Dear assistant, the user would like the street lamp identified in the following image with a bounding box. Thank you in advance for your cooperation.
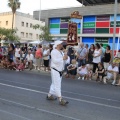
[39,0,41,21]
[112,0,118,59]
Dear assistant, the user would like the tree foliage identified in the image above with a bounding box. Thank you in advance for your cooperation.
[33,24,53,41]
[0,27,20,41]
[8,0,21,29]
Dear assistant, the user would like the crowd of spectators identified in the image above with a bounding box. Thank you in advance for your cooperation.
[0,42,120,86]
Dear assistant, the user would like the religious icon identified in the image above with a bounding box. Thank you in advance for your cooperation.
[67,23,77,45]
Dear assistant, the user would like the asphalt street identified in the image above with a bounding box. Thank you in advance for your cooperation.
[0,68,120,120]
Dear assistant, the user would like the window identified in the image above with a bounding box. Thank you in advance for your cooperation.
[21,32,24,37]
[29,33,32,38]
[26,23,28,27]
[6,21,8,26]
[26,33,28,38]
[30,23,32,28]
[36,34,39,39]
[21,22,24,26]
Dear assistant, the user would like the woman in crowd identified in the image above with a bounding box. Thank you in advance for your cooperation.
[15,45,21,59]
[43,46,50,71]
[96,62,105,82]
[8,43,15,60]
[103,45,112,71]
[35,44,43,71]
[88,44,95,69]
[93,43,102,73]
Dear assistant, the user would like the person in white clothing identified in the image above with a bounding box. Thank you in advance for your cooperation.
[47,41,69,106]
[103,62,119,84]
[26,50,34,70]
[15,45,21,58]
[77,63,88,80]
[93,43,102,73]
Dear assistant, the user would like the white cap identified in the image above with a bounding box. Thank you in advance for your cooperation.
[54,41,63,48]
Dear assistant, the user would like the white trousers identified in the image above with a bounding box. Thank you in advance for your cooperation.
[49,69,62,97]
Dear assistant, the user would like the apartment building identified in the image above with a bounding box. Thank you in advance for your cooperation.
[0,12,45,42]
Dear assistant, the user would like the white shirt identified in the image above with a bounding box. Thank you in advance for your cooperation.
[107,65,119,77]
[93,49,101,63]
[15,48,20,57]
[26,54,34,61]
[78,66,88,75]
[51,49,64,71]
[43,49,49,60]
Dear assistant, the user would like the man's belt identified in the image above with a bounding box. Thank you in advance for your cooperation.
[51,67,63,77]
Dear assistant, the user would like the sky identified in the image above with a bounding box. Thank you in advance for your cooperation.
[0,0,81,15]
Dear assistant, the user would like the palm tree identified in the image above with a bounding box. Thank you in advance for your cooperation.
[8,0,21,30]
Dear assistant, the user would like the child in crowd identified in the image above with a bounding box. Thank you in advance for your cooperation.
[15,57,20,68]
[96,62,105,82]
[8,59,16,70]
[66,59,77,79]
[86,65,93,80]
[0,56,6,68]
[77,63,88,80]
[16,60,25,71]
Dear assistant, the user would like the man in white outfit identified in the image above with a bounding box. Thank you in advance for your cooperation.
[47,41,69,106]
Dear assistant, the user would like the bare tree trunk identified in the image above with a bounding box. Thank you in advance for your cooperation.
[12,12,14,30]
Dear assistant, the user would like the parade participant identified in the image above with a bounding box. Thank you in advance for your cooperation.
[47,41,69,106]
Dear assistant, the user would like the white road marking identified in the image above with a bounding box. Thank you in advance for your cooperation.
[0,82,120,110]
[0,97,80,120]
[0,78,120,103]
[0,109,31,120]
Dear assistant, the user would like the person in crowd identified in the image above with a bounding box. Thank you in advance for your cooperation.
[67,47,76,63]
[15,57,20,68]
[115,64,120,86]
[16,60,25,71]
[64,53,70,75]
[35,44,43,71]
[8,43,15,60]
[0,45,2,60]
[43,46,50,71]
[0,56,6,68]
[77,63,88,80]
[85,44,89,63]
[77,43,87,67]
[88,44,95,69]
[96,62,105,82]
[100,43,105,63]
[8,59,16,70]
[15,45,21,59]
[47,41,69,106]
[93,43,102,73]
[26,50,34,70]
[66,59,77,79]
[49,44,53,70]
[23,44,28,60]
[86,65,93,80]
[103,45,112,71]
[103,62,119,85]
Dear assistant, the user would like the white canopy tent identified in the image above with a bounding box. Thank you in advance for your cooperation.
[29,41,41,44]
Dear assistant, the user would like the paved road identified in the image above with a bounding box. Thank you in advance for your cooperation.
[0,69,120,120]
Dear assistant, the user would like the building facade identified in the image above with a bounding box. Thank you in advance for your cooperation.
[34,4,120,49]
[0,12,45,42]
